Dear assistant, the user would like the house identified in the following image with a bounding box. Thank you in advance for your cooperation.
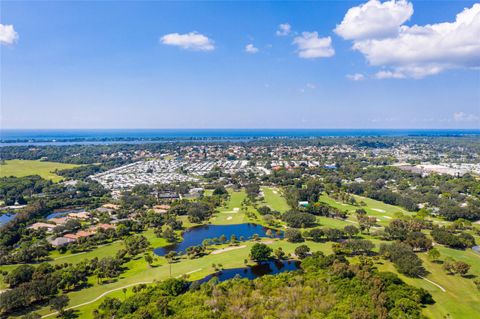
[68,211,90,219]
[50,237,75,247]
[64,230,94,240]
[90,223,116,231]
[28,222,56,232]
[153,204,171,213]
[49,217,69,225]
[158,192,179,199]
[102,203,120,210]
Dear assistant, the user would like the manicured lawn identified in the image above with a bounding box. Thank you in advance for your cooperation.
[210,190,250,225]
[261,187,290,213]
[0,160,80,182]
[376,246,480,318]
[7,187,472,318]
[319,194,416,226]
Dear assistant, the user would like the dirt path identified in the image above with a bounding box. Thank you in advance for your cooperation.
[41,281,153,318]
[419,276,446,292]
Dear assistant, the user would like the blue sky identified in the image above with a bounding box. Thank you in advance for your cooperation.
[1,0,479,129]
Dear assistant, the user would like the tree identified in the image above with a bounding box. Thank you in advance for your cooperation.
[454,261,471,276]
[384,219,409,241]
[265,229,273,238]
[284,229,303,243]
[307,228,324,242]
[380,242,424,277]
[250,243,272,262]
[343,225,359,238]
[294,245,310,259]
[212,185,228,196]
[218,234,226,243]
[405,232,432,251]
[357,215,376,234]
[165,251,177,277]
[343,239,375,255]
[274,247,285,259]
[124,235,150,256]
[5,264,35,288]
[324,228,344,241]
[282,211,316,228]
[427,248,440,261]
[122,288,127,300]
[257,206,272,215]
[49,295,69,317]
[162,227,178,243]
[144,254,154,267]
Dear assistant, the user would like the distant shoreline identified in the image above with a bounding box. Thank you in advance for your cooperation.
[1,128,479,146]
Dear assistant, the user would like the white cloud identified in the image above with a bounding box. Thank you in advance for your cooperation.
[346,73,366,81]
[160,32,214,51]
[337,2,480,78]
[374,70,406,79]
[245,43,259,54]
[0,24,19,45]
[293,32,335,59]
[335,0,413,40]
[276,23,291,36]
[453,112,480,122]
[306,83,316,89]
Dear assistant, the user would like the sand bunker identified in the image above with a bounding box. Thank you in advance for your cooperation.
[211,245,246,255]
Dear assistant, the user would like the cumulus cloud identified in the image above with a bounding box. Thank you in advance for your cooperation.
[453,112,480,122]
[293,32,335,59]
[335,0,413,40]
[245,43,259,54]
[337,1,480,78]
[0,24,19,45]
[374,70,406,79]
[160,32,214,51]
[276,23,291,36]
[346,73,366,81]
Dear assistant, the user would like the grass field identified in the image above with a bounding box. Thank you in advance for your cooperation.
[6,187,477,318]
[377,246,480,318]
[210,190,250,225]
[261,187,291,213]
[35,238,336,318]
[0,160,80,182]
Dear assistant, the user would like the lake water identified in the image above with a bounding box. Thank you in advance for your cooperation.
[196,260,301,284]
[473,246,480,254]
[154,223,281,256]
[0,213,16,226]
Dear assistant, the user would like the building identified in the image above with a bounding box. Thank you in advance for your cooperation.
[28,222,56,232]
[50,237,75,247]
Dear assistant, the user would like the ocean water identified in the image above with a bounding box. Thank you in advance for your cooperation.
[1,129,479,146]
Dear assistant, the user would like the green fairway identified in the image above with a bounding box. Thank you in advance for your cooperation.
[319,193,415,226]
[34,238,335,318]
[6,187,474,319]
[0,160,80,182]
[261,187,290,213]
[210,189,249,225]
[377,247,480,318]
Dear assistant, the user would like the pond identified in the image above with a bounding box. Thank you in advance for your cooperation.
[0,213,16,226]
[473,246,480,254]
[154,223,281,256]
[196,260,301,284]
